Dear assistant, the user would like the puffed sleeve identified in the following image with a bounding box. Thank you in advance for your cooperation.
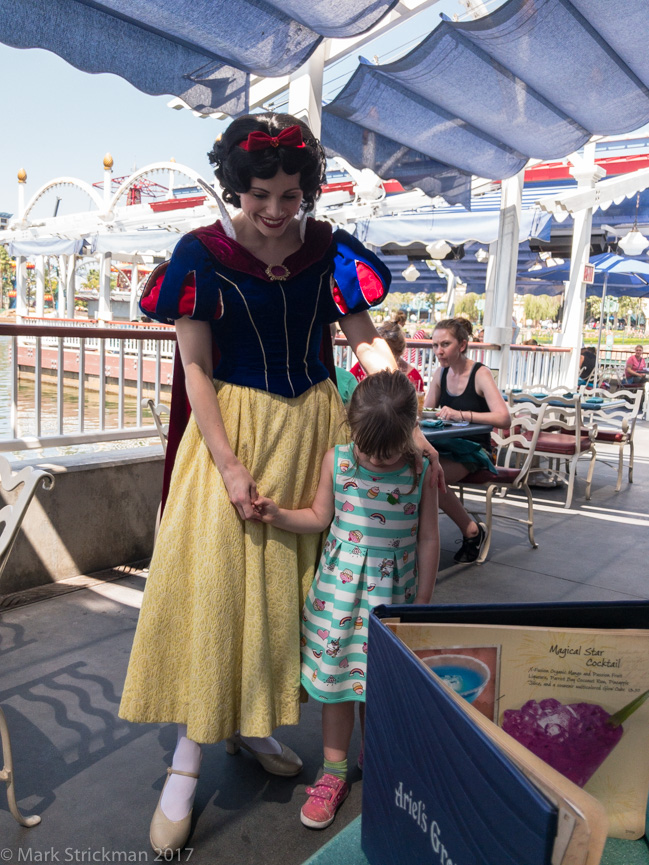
[328,229,391,317]
[139,234,223,324]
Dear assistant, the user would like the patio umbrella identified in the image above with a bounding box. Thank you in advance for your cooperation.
[518,253,649,383]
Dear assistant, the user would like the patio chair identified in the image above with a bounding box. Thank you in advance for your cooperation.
[142,398,170,452]
[1,454,54,827]
[504,395,597,509]
[455,403,549,563]
[578,387,643,491]
[505,384,575,407]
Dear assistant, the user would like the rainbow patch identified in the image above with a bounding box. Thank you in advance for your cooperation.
[349,668,366,678]
[339,616,352,627]
[369,513,386,524]
[343,480,358,491]
[313,650,322,658]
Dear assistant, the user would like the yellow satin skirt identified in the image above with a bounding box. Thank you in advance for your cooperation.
[119,378,347,743]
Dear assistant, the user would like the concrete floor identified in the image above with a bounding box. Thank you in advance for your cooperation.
[1,422,648,864]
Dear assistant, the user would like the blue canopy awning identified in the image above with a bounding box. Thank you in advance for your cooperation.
[0,0,398,115]
[322,0,649,206]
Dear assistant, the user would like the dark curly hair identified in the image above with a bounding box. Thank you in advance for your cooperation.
[207,113,327,211]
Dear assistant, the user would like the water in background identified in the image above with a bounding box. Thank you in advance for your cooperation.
[0,336,165,462]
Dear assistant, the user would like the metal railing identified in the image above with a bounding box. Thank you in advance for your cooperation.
[0,322,176,453]
[335,338,571,391]
[506,344,572,390]
[1,322,574,454]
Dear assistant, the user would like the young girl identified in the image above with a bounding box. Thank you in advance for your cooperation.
[424,317,510,563]
[252,370,439,829]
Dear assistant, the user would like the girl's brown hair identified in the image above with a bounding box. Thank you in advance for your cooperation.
[434,317,473,353]
[347,370,419,489]
[377,321,406,360]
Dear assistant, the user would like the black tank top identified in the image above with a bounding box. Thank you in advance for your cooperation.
[440,361,491,449]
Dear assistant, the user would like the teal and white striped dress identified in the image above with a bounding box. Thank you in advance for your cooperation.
[300,443,428,703]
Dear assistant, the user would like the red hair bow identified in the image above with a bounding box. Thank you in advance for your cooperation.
[238,125,305,152]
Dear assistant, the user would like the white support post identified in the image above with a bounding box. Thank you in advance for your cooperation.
[57,256,66,318]
[287,43,325,139]
[445,271,457,316]
[553,145,606,387]
[35,255,45,317]
[15,256,27,321]
[66,255,76,319]
[98,252,112,322]
[483,171,524,385]
[130,257,140,321]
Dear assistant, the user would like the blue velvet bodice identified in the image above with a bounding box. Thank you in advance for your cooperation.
[141,220,391,398]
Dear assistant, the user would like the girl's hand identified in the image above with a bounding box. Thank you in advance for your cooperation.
[250,495,280,523]
[220,461,259,520]
[413,427,447,493]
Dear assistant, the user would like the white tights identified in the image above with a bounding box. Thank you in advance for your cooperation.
[159,726,281,820]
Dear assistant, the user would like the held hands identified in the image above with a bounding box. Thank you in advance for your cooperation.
[220,461,259,520]
[250,495,280,523]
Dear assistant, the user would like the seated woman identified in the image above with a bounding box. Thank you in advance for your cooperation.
[579,345,596,385]
[623,345,647,386]
[424,317,511,563]
[351,321,425,392]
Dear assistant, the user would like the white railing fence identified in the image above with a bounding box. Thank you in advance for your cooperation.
[0,323,175,453]
[1,323,574,454]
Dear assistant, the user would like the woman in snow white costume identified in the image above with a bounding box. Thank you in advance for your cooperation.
[118,113,425,854]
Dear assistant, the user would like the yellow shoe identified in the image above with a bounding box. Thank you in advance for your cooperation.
[149,767,199,855]
[225,733,302,776]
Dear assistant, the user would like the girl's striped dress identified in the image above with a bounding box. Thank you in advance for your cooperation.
[300,443,427,703]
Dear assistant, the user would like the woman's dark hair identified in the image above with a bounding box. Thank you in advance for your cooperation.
[377,321,406,360]
[434,317,473,353]
[208,113,327,211]
[347,370,419,489]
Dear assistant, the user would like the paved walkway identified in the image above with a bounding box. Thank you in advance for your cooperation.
[1,423,648,864]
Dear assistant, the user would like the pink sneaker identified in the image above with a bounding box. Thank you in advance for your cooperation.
[300,773,349,829]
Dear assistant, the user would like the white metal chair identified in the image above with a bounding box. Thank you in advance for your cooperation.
[142,398,170,452]
[1,455,54,827]
[456,403,549,563]
[503,395,597,509]
[578,387,643,491]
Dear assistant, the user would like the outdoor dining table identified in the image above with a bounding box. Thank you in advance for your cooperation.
[420,419,494,443]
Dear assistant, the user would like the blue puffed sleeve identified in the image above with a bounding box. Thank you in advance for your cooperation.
[327,229,391,318]
[139,234,223,324]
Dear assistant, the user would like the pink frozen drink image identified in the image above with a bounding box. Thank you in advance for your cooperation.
[502,689,649,788]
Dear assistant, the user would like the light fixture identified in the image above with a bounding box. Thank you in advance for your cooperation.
[528,260,543,271]
[539,251,552,261]
[402,264,420,282]
[545,257,564,268]
[425,240,452,259]
[474,248,489,263]
[618,192,649,256]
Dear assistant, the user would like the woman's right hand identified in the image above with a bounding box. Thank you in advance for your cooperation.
[220,461,259,520]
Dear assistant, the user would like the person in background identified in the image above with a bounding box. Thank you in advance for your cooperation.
[579,345,597,385]
[523,338,538,346]
[350,322,425,392]
[424,317,510,564]
[624,344,647,385]
[251,370,439,829]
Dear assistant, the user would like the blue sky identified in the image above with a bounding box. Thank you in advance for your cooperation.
[0,1,468,219]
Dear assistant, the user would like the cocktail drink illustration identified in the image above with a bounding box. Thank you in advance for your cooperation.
[502,689,649,787]
[425,653,491,704]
